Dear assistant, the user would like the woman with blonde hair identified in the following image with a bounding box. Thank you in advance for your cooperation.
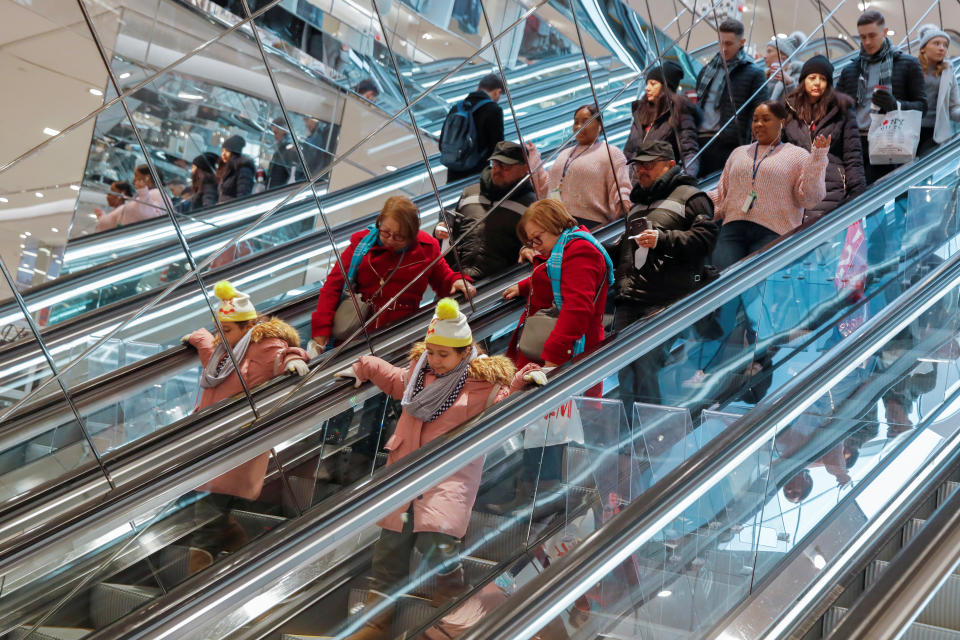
[916,24,960,155]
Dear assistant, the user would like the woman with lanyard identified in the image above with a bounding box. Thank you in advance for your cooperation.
[527,104,633,229]
[308,196,475,358]
[709,100,830,271]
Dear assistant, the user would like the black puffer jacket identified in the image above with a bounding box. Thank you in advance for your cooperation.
[613,167,718,306]
[191,178,219,211]
[782,91,866,222]
[446,167,536,280]
[218,154,256,203]
[836,49,927,117]
[267,134,302,188]
[623,96,703,177]
[696,52,770,148]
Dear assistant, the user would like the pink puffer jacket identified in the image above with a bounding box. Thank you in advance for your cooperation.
[353,343,535,539]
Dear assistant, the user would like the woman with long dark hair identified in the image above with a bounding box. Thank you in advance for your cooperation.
[217,135,256,203]
[624,61,702,177]
[782,55,865,223]
[190,152,220,211]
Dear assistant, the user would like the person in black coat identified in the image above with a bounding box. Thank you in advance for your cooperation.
[217,135,256,203]
[624,61,702,178]
[782,55,866,223]
[835,10,927,184]
[612,140,717,407]
[441,73,505,183]
[696,19,770,176]
[189,152,220,212]
[266,117,302,189]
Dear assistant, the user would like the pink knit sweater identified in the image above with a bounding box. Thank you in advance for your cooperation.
[708,142,828,236]
[531,142,632,224]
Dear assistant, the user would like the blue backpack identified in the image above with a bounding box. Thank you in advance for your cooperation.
[439,97,492,172]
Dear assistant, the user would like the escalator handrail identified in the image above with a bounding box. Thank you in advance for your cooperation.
[823,474,960,640]
[82,136,960,640]
[458,209,960,640]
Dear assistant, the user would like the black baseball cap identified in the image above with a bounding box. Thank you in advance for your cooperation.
[488,141,525,165]
[627,140,675,163]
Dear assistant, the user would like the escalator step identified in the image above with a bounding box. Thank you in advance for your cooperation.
[825,607,960,640]
[156,545,214,589]
[393,594,439,636]
[89,582,161,628]
[938,481,959,508]
[903,518,927,547]
[229,509,287,539]
[7,627,92,640]
[865,561,960,631]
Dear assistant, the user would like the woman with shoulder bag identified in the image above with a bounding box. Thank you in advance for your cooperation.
[782,55,866,224]
[309,196,475,358]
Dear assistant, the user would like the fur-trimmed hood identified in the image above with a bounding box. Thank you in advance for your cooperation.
[409,342,516,386]
[250,317,301,347]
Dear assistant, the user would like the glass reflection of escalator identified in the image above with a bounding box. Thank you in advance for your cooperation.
[4,134,960,639]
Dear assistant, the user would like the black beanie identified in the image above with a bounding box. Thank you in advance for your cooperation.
[646,60,684,93]
[192,152,219,174]
[221,134,246,154]
[799,55,834,86]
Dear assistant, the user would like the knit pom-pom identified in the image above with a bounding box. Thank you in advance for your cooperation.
[214,280,238,301]
[435,297,460,320]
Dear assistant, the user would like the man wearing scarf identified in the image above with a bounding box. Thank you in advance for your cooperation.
[435,141,538,280]
[696,18,770,176]
[836,9,927,184]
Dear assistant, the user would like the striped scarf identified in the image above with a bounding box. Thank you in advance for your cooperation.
[545,227,615,356]
[856,38,895,107]
[343,224,380,298]
[696,47,751,107]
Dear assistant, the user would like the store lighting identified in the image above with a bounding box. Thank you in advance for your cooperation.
[119,72,131,79]
[23,231,31,236]
[34,192,44,198]
[51,227,59,233]
[657,590,672,598]
[89,88,103,96]
[177,92,204,100]
[42,127,60,136]
[70,184,81,191]
[385,165,397,171]
[888,29,896,35]
[422,33,433,40]
[0,197,7,203]
[776,33,787,38]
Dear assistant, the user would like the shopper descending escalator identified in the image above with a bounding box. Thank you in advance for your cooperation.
[92,180,134,223]
[916,24,960,156]
[835,10,926,185]
[185,152,220,213]
[333,299,545,640]
[94,164,166,232]
[217,134,257,203]
[696,18,770,176]
[266,116,303,189]
[527,104,633,228]
[624,61,702,179]
[764,32,805,102]
[782,55,866,224]
[180,280,309,572]
[611,141,717,408]
[440,73,505,184]
[434,141,538,280]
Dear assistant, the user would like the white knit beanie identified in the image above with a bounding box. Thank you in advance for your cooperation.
[213,280,258,323]
[425,298,472,348]
[918,23,950,51]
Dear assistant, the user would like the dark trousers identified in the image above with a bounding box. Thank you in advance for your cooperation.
[917,126,938,158]
[697,134,738,177]
[371,507,462,592]
[613,301,665,409]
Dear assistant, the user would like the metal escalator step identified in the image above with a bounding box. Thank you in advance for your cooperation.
[8,627,93,640]
[463,511,529,563]
[904,518,928,546]
[826,607,960,640]
[864,559,887,587]
[156,545,213,589]
[393,594,439,636]
[229,509,287,539]
[938,482,959,508]
[866,561,960,630]
[89,582,161,628]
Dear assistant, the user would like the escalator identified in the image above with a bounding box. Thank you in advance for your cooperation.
[3,130,959,639]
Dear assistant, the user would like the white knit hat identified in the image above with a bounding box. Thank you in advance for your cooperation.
[425,298,472,348]
[213,280,258,322]
[918,23,951,51]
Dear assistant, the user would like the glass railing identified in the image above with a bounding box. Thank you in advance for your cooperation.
[5,140,960,638]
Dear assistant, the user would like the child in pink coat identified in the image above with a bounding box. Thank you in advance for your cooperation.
[337,298,545,640]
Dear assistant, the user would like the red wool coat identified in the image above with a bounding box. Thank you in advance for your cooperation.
[353,344,535,539]
[507,232,609,367]
[311,229,469,340]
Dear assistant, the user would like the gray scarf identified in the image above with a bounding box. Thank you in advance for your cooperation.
[401,346,477,422]
[199,330,254,388]
[856,38,895,106]
[697,47,751,106]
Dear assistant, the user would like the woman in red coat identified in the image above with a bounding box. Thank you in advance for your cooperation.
[309,196,475,357]
[490,199,613,516]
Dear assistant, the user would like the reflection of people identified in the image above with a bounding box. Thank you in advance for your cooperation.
[189,152,220,211]
[441,74,505,184]
[436,141,538,280]
[355,78,380,102]
[308,196,475,357]
[266,117,302,189]
[530,104,632,227]
[217,135,256,203]
[302,117,333,179]
[94,165,165,231]
[336,299,542,640]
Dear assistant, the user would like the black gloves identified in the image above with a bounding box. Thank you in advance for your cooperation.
[871,89,897,113]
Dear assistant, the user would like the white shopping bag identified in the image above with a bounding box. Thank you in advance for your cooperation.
[522,398,585,448]
[868,105,921,165]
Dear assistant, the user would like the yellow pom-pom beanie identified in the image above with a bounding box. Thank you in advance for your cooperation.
[425,298,472,347]
[213,280,258,322]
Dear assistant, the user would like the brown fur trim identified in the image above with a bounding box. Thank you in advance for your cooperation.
[250,317,301,347]
[409,341,516,386]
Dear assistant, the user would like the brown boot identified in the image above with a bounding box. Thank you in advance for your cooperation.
[346,590,394,640]
[430,565,467,606]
